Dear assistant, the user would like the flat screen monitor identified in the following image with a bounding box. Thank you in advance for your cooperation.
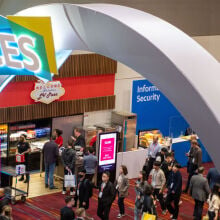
[98,132,117,172]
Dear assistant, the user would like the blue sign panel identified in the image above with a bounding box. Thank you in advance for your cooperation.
[132,79,189,137]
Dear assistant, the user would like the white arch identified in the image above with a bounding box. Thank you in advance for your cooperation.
[11,3,220,170]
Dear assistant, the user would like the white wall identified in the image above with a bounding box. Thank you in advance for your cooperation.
[83,110,112,127]
[114,63,144,112]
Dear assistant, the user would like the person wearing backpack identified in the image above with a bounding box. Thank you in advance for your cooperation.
[115,165,129,218]
[74,168,90,210]
[142,184,157,217]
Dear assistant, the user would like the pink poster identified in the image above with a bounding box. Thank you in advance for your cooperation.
[100,138,114,162]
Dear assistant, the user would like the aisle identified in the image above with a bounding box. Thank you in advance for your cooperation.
[11,162,214,220]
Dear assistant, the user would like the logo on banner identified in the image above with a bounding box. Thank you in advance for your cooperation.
[31,81,65,104]
[0,15,57,81]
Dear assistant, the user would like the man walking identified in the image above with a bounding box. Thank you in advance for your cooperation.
[84,148,98,181]
[146,136,161,179]
[74,168,91,210]
[166,163,182,220]
[190,167,210,220]
[184,140,202,193]
[149,161,167,215]
[42,135,59,189]
[97,171,115,220]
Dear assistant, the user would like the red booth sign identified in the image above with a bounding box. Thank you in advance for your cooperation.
[31,80,65,104]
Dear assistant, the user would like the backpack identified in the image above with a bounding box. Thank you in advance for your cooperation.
[84,179,93,198]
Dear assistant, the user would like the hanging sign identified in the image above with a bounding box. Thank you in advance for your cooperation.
[0,15,57,81]
[30,81,65,104]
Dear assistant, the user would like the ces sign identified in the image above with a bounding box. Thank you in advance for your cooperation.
[0,15,57,81]
[0,33,41,72]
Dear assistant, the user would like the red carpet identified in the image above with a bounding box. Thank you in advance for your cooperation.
[12,162,214,220]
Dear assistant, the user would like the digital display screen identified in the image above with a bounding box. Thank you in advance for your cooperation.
[98,132,117,167]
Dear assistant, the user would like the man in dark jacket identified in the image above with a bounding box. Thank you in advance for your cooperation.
[61,140,76,195]
[190,166,210,220]
[207,167,220,190]
[74,168,90,210]
[42,135,59,189]
[161,152,172,182]
[166,163,182,220]
[60,196,75,220]
[71,128,86,152]
[156,147,168,164]
[184,140,202,193]
[97,171,115,220]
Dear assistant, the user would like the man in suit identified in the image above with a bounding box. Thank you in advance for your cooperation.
[71,128,86,153]
[74,168,90,210]
[207,167,220,190]
[42,135,59,189]
[97,171,115,220]
[184,140,202,193]
[166,163,182,220]
[190,166,210,220]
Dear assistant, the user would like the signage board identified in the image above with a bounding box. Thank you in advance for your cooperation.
[132,79,189,137]
[0,15,57,81]
[98,132,117,172]
[31,80,65,104]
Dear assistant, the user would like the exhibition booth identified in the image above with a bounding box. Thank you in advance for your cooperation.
[0,3,217,203]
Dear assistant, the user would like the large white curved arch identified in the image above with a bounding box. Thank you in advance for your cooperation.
[4,4,220,169]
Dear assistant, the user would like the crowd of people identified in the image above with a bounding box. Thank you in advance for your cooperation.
[57,132,220,220]
[5,128,220,220]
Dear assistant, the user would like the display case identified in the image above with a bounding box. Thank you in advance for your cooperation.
[8,119,51,157]
[0,124,8,158]
[111,111,137,152]
[138,129,171,148]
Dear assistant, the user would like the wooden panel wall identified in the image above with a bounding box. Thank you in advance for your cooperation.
[0,96,115,124]
[13,54,117,82]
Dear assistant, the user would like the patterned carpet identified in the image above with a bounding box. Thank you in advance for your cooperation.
[12,162,214,220]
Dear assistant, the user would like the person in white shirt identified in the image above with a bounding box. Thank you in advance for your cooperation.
[207,184,220,220]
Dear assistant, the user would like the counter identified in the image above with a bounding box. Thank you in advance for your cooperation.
[172,137,211,167]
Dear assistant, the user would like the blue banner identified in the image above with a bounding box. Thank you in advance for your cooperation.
[132,79,189,137]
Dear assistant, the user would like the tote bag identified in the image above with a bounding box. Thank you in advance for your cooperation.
[64,171,76,188]
[141,212,156,220]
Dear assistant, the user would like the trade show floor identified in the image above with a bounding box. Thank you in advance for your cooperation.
[11,162,214,220]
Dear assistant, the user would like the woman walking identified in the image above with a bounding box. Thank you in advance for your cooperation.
[207,184,220,220]
[116,165,129,218]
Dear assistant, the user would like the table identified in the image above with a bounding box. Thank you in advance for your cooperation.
[0,165,29,204]
[172,138,212,167]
